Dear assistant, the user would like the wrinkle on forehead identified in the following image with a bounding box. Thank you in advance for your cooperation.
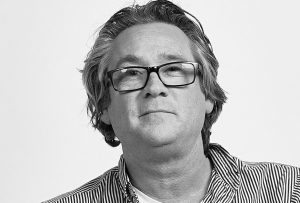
[114,52,188,68]
[109,22,195,69]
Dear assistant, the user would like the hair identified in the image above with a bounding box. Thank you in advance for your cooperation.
[81,0,227,156]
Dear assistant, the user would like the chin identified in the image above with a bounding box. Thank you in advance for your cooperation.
[140,129,178,147]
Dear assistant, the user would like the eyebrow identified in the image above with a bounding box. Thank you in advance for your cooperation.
[115,53,188,68]
[115,55,144,68]
[159,52,187,62]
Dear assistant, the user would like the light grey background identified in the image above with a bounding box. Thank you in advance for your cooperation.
[0,0,299,202]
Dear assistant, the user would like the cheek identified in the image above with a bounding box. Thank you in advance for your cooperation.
[107,94,138,128]
[107,100,127,139]
[183,87,207,121]
[107,95,141,143]
[108,97,127,122]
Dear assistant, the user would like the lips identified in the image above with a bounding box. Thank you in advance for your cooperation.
[139,109,175,117]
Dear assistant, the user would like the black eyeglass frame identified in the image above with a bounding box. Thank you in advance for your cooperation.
[106,61,201,92]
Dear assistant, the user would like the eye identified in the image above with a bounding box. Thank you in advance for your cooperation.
[121,68,143,76]
[165,66,182,72]
[162,64,185,76]
[128,70,141,76]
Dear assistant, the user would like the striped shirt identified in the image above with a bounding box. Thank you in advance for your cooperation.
[43,144,300,203]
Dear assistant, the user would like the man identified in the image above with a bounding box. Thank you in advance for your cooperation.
[44,0,300,202]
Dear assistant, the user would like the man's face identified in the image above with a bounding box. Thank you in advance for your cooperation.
[102,23,213,152]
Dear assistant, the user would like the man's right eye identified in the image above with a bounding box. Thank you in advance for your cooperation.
[122,69,143,76]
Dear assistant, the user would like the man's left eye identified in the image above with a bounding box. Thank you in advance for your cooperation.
[164,66,183,73]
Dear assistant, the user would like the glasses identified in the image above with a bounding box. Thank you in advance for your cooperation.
[107,61,201,92]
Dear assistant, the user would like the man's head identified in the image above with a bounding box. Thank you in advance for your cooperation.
[82,0,226,156]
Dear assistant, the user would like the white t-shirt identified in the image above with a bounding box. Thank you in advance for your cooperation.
[132,185,162,203]
[132,185,205,203]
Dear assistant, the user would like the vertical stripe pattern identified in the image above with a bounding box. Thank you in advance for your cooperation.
[43,144,300,203]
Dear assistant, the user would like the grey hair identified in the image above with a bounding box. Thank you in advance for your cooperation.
[81,0,227,156]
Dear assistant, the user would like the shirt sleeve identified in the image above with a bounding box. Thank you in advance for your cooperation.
[291,167,300,203]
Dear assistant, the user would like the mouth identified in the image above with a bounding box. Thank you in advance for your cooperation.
[139,110,175,117]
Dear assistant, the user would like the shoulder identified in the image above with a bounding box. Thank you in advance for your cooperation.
[209,144,300,201]
[237,159,300,178]
[236,158,300,201]
[42,166,121,203]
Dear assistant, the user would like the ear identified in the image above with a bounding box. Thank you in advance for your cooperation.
[205,99,214,114]
[100,109,111,125]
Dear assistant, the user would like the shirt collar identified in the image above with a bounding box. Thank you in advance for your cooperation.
[117,143,241,194]
[208,143,240,191]
[118,154,129,191]
[118,155,138,201]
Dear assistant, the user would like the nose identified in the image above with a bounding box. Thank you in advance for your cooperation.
[143,72,168,98]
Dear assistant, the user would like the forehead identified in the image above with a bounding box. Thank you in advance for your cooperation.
[109,23,194,69]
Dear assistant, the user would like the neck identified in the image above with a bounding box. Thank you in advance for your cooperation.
[123,137,212,202]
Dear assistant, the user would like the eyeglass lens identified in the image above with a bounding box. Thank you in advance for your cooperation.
[111,63,196,91]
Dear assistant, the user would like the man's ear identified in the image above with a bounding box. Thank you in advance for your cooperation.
[205,99,214,114]
[100,109,111,125]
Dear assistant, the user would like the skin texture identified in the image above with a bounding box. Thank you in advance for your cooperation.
[101,23,214,202]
